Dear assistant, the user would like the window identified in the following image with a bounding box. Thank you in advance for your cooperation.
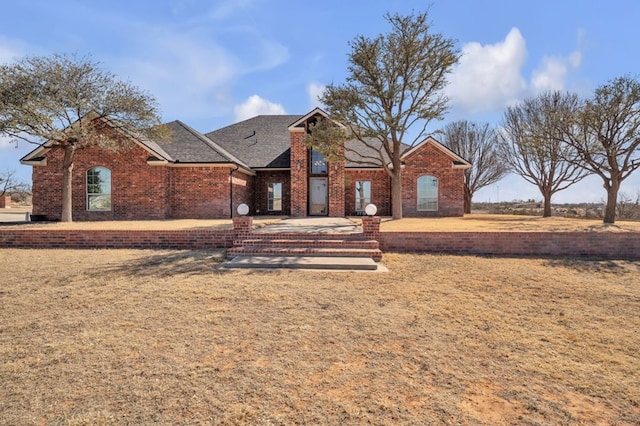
[355,181,371,213]
[268,182,282,211]
[87,167,111,211]
[417,175,438,211]
[310,149,328,175]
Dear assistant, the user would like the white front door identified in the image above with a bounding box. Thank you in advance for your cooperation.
[309,177,328,215]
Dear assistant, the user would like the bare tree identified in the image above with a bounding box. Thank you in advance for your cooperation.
[0,53,162,222]
[500,91,589,217]
[615,191,640,220]
[0,170,29,197]
[564,76,640,224]
[440,121,507,213]
[306,11,459,219]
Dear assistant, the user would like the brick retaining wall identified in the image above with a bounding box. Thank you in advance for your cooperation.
[1,228,639,259]
[0,229,235,250]
[378,231,640,259]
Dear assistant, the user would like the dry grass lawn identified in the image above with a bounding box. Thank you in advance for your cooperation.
[379,213,640,232]
[1,249,638,425]
[4,213,640,232]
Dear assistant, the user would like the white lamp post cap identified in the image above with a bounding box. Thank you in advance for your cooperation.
[364,204,377,216]
[237,203,249,216]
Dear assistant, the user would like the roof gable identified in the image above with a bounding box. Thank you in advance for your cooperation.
[20,113,173,165]
[401,136,471,169]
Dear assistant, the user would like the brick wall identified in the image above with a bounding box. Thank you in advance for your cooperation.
[401,142,465,217]
[345,170,391,216]
[231,172,254,217]
[30,140,254,220]
[169,167,250,219]
[32,143,170,221]
[328,159,345,217]
[254,170,291,215]
[290,130,308,217]
[2,228,639,259]
[0,196,10,208]
[0,229,234,249]
[378,231,640,259]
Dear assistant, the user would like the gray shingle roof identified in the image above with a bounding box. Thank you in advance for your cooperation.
[153,120,250,168]
[206,115,303,168]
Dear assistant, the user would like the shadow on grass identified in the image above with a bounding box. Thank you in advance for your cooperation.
[94,249,230,278]
[542,258,639,275]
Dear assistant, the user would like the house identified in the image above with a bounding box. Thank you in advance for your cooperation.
[20,108,470,221]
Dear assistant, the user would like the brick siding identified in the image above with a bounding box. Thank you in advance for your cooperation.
[344,170,391,216]
[289,131,308,217]
[31,141,253,221]
[254,170,290,215]
[401,142,465,217]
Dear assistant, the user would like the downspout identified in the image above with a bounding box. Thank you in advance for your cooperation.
[229,164,239,218]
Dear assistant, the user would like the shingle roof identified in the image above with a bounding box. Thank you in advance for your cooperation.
[153,120,250,169]
[205,115,303,168]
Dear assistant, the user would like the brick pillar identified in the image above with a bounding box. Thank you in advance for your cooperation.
[232,216,253,239]
[328,160,345,217]
[290,130,308,217]
[362,216,380,240]
[0,196,10,208]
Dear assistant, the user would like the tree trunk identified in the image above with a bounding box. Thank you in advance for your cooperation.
[542,191,552,218]
[61,144,76,222]
[603,180,620,224]
[391,169,403,220]
[463,187,472,214]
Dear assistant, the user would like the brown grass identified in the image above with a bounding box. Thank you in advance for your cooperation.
[6,213,640,232]
[1,249,638,424]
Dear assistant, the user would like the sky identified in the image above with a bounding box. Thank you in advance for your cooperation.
[1,0,640,203]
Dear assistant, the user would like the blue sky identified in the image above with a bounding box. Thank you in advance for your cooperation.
[2,0,639,203]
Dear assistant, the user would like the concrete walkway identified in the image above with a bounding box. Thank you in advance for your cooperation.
[255,217,362,234]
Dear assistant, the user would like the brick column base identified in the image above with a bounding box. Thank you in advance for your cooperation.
[362,216,381,240]
[232,216,253,239]
[0,196,10,208]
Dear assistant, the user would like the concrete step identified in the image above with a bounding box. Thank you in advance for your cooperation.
[233,238,379,249]
[227,246,383,261]
[219,256,381,271]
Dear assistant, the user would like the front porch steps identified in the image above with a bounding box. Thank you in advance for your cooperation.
[224,234,383,270]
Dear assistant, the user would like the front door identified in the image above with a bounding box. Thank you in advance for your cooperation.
[309,177,328,215]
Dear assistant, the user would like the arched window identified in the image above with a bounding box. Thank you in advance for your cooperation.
[417,175,438,211]
[86,167,111,211]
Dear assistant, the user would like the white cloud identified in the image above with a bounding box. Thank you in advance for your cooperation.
[113,22,288,123]
[307,82,325,110]
[447,28,584,114]
[447,28,528,114]
[530,35,582,92]
[234,95,286,121]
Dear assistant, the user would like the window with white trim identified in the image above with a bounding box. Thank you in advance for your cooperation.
[268,182,282,211]
[355,180,371,213]
[417,175,438,211]
[87,167,111,211]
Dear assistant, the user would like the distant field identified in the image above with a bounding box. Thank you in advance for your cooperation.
[1,249,638,424]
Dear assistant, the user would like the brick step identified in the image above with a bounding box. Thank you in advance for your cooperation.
[233,238,379,249]
[227,246,383,262]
